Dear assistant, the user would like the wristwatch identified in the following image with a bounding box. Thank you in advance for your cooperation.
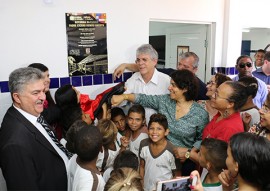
[185,148,191,159]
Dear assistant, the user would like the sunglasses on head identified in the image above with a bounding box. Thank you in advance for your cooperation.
[239,62,252,68]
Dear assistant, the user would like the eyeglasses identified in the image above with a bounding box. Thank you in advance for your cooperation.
[261,104,270,113]
[135,58,150,64]
[213,90,230,101]
[239,62,252,68]
[206,81,216,86]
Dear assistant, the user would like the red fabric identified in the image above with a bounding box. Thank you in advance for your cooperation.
[202,112,244,143]
[80,94,95,120]
[43,100,48,109]
[80,86,114,120]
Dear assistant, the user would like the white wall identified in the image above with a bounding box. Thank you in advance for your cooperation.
[2,0,270,123]
[0,0,226,123]
[223,0,270,67]
[242,28,270,58]
[0,0,225,81]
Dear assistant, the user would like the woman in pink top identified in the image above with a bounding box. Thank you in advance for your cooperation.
[202,81,250,142]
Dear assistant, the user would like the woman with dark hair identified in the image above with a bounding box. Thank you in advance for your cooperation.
[219,132,270,191]
[111,69,209,176]
[198,73,232,120]
[202,81,249,143]
[249,92,270,141]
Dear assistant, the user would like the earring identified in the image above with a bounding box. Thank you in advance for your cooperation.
[223,109,229,118]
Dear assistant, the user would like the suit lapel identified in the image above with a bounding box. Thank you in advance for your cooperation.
[8,106,61,157]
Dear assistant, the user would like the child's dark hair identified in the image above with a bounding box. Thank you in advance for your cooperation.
[74,125,102,162]
[97,119,117,149]
[113,150,139,171]
[201,138,227,173]
[66,120,88,153]
[148,113,168,130]
[230,132,270,190]
[111,107,125,119]
[127,104,145,119]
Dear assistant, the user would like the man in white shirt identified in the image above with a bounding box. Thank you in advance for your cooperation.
[122,44,171,124]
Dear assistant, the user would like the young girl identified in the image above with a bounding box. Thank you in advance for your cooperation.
[219,132,270,191]
[139,113,176,191]
[104,168,143,191]
[96,119,120,173]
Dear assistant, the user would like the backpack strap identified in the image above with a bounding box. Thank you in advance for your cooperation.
[101,148,109,173]
[90,170,99,191]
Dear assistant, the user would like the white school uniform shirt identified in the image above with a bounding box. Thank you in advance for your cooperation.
[71,165,105,191]
[201,168,222,191]
[67,154,78,191]
[96,141,120,171]
[139,138,176,191]
[129,132,149,157]
[124,69,170,124]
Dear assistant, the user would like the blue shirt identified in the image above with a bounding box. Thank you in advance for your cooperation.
[252,67,270,85]
[233,75,267,109]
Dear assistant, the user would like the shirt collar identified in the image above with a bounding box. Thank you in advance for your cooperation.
[13,104,39,126]
[137,68,159,85]
[256,67,263,73]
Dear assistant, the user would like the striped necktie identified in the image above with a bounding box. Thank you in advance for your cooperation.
[37,115,73,159]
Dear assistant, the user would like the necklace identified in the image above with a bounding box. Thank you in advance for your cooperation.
[176,101,193,112]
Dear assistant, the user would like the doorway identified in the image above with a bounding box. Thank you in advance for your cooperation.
[149,21,213,82]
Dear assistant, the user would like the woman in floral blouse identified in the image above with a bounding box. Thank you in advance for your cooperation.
[111,69,209,176]
[249,92,270,141]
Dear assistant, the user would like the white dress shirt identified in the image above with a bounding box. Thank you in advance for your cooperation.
[124,69,171,124]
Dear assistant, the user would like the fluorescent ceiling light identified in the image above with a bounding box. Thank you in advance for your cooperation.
[242,29,250,33]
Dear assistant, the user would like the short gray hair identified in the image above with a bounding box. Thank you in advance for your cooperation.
[136,44,158,60]
[9,67,43,94]
[178,52,199,68]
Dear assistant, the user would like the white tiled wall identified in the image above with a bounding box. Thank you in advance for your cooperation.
[0,83,118,125]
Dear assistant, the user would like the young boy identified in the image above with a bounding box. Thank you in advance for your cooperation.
[198,138,227,191]
[111,107,131,146]
[139,113,176,191]
[66,120,88,191]
[71,125,105,190]
[121,104,148,157]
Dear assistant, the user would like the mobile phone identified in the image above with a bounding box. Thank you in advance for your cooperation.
[191,175,198,186]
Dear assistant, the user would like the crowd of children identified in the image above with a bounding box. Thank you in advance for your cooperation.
[64,98,270,191]
[24,62,270,191]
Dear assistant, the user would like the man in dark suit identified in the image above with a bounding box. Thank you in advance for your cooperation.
[0,67,68,190]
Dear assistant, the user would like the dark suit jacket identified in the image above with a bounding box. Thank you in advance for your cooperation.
[0,106,67,190]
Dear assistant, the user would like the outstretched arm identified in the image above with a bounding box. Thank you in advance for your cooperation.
[113,63,139,80]
[111,94,135,107]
